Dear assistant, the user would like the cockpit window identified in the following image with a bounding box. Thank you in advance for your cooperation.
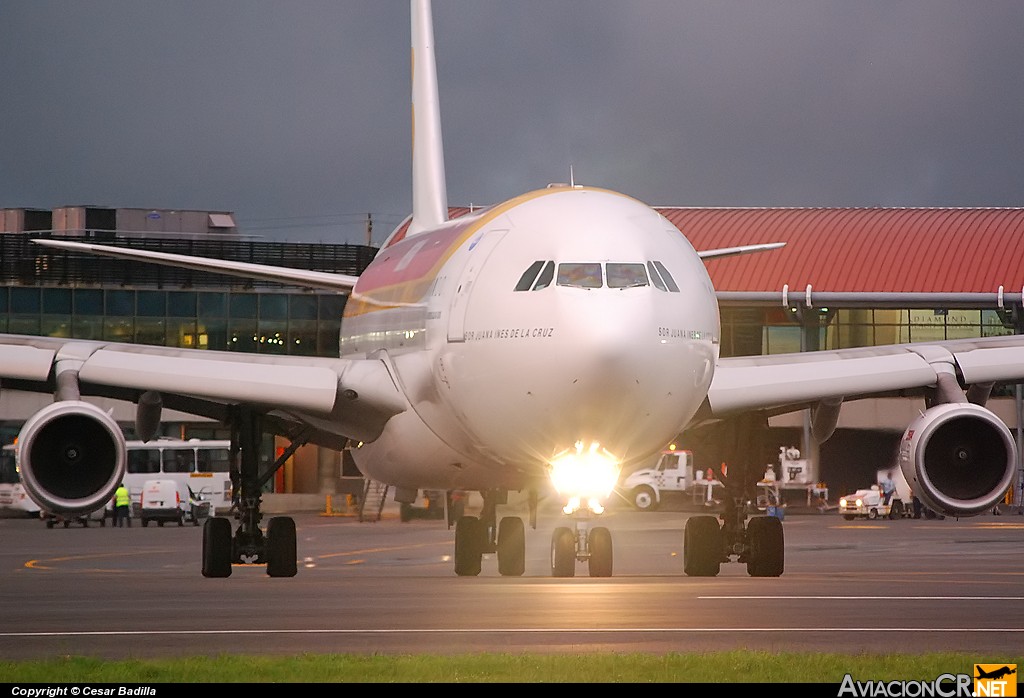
[514,260,676,292]
[556,263,603,289]
[647,261,668,291]
[652,261,680,292]
[606,263,649,289]
[533,261,555,290]
[514,261,545,292]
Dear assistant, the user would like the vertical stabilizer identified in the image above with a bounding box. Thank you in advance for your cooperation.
[409,0,448,236]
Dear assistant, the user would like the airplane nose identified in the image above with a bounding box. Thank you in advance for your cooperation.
[525,294,697,457]
[442,287,715,472]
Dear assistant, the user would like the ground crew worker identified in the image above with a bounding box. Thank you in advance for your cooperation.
[880,472,896,506]
[114,482,131,527]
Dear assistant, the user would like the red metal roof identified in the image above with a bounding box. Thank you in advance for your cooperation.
[442,205,1024,293]
[658,207,1024,293]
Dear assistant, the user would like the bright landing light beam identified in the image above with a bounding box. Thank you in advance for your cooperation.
[548,441,621,507]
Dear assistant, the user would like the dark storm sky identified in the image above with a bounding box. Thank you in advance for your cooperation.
[2,1,1023,244]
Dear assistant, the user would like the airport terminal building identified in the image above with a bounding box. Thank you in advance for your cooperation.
[3,204,1024,503]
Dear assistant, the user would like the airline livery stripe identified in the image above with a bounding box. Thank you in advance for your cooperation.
[344,188,599,318]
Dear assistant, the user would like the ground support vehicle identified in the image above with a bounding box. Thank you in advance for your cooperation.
[620,449,701,511]
[140,480,213,527]
[838,486,941,520]
[121,438,233,515]
[139,479,188,527]
[838,486,892,520]
[621,446,807,514]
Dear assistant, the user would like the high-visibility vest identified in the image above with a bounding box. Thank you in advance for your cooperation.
[115,487,130,507]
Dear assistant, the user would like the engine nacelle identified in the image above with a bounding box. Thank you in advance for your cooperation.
[17,401,126,515]
[898,402,1016,517]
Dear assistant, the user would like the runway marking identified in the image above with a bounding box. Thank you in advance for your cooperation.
[24,550,176,570]
[1,627,1022,639]
[699,596,1024,600]
[832,523,1024,529]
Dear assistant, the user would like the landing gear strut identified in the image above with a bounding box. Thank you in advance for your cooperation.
[549,504,613,578]
[453,490,531,577]
[201,407,305,578]
[683,464,784,577]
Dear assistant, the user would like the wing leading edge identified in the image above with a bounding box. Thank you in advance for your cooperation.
[33,238,359,293]
[703,334,1024,419]
[0,335,407,444]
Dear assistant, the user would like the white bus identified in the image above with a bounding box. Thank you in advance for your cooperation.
[0,443,41,518]
[122,438,233,514]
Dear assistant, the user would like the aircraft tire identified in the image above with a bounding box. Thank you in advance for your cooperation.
[496,517,526,577]
[202,516,233,578]
[683,515,722,577]
[551,526,576,577]
[454,516,483,576]
[588,526,613,578]
[266,516,298,577]
[746,515,784,577]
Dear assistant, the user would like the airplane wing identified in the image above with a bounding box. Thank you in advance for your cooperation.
[702,333,1024,418]
[33,238,359,293]
[696,242,786,260]
[0,333,407,447]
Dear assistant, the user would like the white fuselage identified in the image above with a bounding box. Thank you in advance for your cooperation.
[343,186,720,494]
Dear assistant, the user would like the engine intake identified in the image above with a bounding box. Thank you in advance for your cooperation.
[17,400,126,515]
[898,402,1016,517]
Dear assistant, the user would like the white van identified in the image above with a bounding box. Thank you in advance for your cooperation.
[139,479,188,527]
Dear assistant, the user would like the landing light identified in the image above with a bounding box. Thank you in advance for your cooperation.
[549,441,621,501]
[562,497,605,516]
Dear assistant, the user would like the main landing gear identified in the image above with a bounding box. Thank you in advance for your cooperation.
[453,490,529,577]
[202,408,305,578]
[683,473,784,578]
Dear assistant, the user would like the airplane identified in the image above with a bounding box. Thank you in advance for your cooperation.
[2,0,1021,579]
[975,666,1016,681]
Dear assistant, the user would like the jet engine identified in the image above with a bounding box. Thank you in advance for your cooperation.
[898,402,1016,517]
[17,400,126,515]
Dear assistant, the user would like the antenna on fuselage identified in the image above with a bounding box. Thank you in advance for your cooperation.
[409,0,448,237]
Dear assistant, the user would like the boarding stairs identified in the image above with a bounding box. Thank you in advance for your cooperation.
[359,479,390,522]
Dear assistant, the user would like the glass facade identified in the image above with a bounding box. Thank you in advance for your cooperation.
[720,306,1014,359]
[0,286,346,357]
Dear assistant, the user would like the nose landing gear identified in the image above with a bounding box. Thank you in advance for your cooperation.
[550,503,613,578]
